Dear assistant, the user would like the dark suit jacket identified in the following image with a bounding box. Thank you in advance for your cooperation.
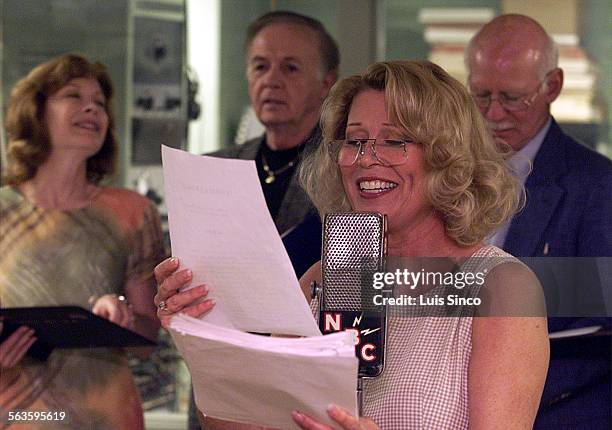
[504,119,612,258]
[502,119,612,429]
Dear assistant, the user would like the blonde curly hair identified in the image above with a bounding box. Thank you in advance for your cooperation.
[300,60,522,246]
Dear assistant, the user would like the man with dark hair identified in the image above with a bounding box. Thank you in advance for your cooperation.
[244,11,339,77]
[466,14,611,429]
[209,11,338,273]
[188,11,339,430]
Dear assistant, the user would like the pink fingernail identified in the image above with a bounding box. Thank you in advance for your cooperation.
[291,411,304,423]
[327,404,342,418]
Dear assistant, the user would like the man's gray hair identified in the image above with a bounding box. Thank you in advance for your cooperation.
[539,33,559,79]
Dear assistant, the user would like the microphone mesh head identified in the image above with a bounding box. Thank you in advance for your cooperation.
[322,212,386,311]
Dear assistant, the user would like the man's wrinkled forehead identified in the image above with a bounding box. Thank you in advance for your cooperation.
[468,44,543,88]
[471,42,542,68]
[247,23,319,54]
[246,23,325,74]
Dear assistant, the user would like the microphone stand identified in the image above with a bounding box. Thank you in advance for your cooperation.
[312,281,387,416]
[356,299,388,417]
[357,377,364,416]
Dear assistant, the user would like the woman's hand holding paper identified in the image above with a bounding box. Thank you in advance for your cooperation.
[153,257,215,329]
[292,405,380,430]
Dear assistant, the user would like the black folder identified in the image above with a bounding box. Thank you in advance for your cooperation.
[0,306,156,361]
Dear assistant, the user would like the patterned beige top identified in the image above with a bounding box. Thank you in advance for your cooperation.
[0,186,164,430]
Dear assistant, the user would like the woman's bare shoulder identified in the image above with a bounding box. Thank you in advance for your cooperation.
[478,260,545,317]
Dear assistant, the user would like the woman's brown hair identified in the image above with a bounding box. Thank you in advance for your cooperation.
[4,53,117,185]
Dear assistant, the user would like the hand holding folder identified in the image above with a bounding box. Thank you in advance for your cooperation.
[0,306,156,361]
[0,325,36,367]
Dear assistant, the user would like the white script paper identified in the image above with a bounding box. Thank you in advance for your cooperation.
[161,145,320,336]
[170,315,358,429]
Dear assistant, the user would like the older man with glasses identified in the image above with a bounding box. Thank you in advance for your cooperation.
[466,14,611,430]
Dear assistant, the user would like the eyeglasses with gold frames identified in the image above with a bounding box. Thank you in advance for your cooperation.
[333,138,413,167]
[469,70,554,112]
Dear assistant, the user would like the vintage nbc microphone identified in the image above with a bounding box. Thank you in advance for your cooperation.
[311,212,388,415]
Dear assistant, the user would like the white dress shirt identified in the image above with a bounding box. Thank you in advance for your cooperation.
[487,117,552,248]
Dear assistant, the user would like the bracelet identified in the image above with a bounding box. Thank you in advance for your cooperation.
[87,294,128,309]
[88,294,99,310]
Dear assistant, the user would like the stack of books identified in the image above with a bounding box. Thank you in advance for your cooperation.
[550,34,601,123]
[419,7,496,85]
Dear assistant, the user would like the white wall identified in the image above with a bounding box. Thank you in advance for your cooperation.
[186,0,220,154]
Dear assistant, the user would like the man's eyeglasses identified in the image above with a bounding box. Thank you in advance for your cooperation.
[333,138,413,167]
[470,72,553,112]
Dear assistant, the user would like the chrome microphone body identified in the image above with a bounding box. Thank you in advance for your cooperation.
[314,212,388,415]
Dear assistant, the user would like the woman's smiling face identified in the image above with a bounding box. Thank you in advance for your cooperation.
[44,77,109,156]
[340,89,434,235]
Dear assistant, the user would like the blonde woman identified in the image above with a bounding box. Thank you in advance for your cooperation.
[154,61,549,430]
